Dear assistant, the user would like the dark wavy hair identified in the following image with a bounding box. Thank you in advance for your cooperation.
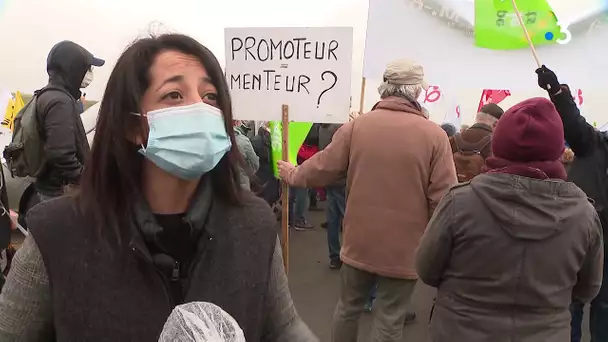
[77,34,243,239]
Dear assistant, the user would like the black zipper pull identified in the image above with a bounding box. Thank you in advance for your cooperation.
[172,261,180,282]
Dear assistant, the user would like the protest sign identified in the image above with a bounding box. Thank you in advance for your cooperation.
[443,98,462,129]
[225,27,353,123]
[2,91,23,131]
[573,88,584,107]
[571,87,585,118]
[477,89,512,112]
[416,86,461,127]
[225,27,353,271]
[417,85,445,121]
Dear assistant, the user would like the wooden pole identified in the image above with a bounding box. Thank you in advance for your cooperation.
[510,0,552,90]
[359,77,366,114]
[281,104,290,272]
[510,0,542,68]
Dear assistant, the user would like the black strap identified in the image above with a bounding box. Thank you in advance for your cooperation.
[34,86,74,101]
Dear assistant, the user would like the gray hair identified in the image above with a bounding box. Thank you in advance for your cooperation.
[377,82,422,102]
[475,112,499,126]
[421,107,430,119]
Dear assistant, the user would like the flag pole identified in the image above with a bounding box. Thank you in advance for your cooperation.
[359,77,366,114]
[281,105,290,273]
[510,0,542,68]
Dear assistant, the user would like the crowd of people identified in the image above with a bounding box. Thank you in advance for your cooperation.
[277,60,607,342]
[0,31,604,342]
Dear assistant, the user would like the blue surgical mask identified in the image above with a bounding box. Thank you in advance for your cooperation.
[134,102,232,180]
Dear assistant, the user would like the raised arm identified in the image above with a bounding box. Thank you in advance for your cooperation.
[536,66,600,157]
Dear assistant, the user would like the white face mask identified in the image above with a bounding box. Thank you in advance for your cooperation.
[81,69,94,88]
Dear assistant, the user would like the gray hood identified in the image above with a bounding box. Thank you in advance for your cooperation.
[470,173,591,241]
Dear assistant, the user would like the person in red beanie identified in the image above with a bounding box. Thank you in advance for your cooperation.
[416,97,603,342]
[485,97,567,179]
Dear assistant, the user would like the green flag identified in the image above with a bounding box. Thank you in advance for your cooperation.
[270,121,313,177]
[475,0,560,50]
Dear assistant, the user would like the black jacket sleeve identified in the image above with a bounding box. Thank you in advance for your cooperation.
[551,88,601,157]
[41,96,83,183]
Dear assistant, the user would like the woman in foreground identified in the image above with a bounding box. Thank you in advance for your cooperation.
[0,33,316,342]
[416,97,603,342]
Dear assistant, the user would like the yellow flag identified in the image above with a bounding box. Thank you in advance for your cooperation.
[14,91,24,110]
[5,92,25,131]
[2,98,14,128]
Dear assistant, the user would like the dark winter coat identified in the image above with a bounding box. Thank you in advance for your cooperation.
[35,41,92,196]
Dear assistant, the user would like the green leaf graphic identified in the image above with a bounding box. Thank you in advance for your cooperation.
[270,121,313,177]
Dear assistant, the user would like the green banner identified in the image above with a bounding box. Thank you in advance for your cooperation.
[475,0,560,50]
[270,121,313,177]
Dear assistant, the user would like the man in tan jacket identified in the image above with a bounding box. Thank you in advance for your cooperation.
[278,59,457,342]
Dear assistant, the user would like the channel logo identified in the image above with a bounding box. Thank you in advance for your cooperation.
[537,11,571,45]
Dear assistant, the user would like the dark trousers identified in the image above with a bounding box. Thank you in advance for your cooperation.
[367,284,378,305]
[309,188,318,208]
[571,260,608,342]
[326,185,345,261]
[289,187,309,226]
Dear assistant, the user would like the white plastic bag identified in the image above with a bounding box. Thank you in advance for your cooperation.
[159,302,246,342]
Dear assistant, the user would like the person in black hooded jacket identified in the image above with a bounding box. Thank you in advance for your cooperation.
[35,41,104,200]
[536,65,608,342]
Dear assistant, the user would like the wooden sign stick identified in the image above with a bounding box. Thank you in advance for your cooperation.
[281,104,290,273]
[359,77,367,114]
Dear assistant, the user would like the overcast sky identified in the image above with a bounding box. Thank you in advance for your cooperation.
[0,0,369,101]
[0,0,606,124]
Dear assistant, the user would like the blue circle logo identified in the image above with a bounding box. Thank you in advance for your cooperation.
[544,31,554,41]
